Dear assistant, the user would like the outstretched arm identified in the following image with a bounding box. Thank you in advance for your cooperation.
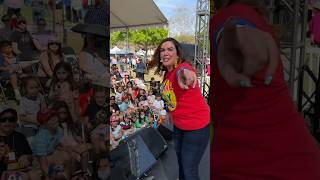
[216,18,279,88]
[176,67,197,89]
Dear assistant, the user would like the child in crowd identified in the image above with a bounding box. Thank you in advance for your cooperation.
[137,89,147,102]
[91,110,108,156]
[19,76,46,136]
[0,40,21,100]
[122,73,130,86]
[150,77,159,95]
[147,90,155,105]
[113,85,124,104]
[126,81,133,96]
[109,95,120,113]
[134,110,148,129]
[118,96,129,112]
[51,101,91,177]
[132,84,139,100]
[86,87,107,133]
[120,114,134,136]
[110,115,123,149]
[49,62,79,120]
[126,93,136,108]
[32,108,72,180]
[154,93,164,113]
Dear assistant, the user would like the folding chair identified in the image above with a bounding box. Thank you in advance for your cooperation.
[0,78,7,104]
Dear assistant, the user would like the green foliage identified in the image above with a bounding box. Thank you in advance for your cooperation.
[130,28,168,49]
[110,28,168,50]
[110,31,127,47]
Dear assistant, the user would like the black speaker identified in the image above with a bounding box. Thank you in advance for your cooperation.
[110,132,156,180]
[136,128,168,159]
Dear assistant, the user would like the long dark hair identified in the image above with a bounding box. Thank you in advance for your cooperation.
[52,62,76,90]
[138,110,146,124]
[47,42,63,72]
[51,100,81,136]
[148,37,186,75]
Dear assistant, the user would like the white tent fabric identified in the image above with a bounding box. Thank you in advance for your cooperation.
[110,46,121,54]
[136,49,145,56]
[118,47,135,54]
[110,0,168,29]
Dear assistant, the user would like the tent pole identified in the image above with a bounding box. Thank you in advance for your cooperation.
[52,0,56,33]
[126,28,129,55]
[62,1,67,45]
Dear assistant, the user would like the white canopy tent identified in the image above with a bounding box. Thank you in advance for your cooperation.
[136,49,154,56]
[117,47,135,55]
[136,49,145,56]
[110,0,168,29]
[110,46,121,54]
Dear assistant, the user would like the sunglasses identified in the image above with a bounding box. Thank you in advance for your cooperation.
[0,117,16,123]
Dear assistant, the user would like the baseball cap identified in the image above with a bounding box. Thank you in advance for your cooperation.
[0,106,17,117]
[37,108,58,125]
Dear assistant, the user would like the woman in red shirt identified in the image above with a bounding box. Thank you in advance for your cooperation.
[148,38,210,180]
[211,1,320,179]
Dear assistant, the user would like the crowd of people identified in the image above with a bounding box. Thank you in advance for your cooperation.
[0,1,110,180]
[109,55,167,150]
[0,0,98,26]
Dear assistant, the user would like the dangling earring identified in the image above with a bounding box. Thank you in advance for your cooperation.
[174,58,179,68]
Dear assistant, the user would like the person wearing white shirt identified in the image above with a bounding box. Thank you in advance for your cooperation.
[153,94,164,112]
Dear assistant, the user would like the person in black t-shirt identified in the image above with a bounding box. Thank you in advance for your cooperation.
[10,17,44,62]
[109,96,120,113]
[0,107,40,180]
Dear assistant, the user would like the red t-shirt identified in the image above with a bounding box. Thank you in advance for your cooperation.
[210,3,320,180]
[162,62,210,130]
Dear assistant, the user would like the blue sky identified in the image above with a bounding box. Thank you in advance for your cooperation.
[154,0,196,19]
